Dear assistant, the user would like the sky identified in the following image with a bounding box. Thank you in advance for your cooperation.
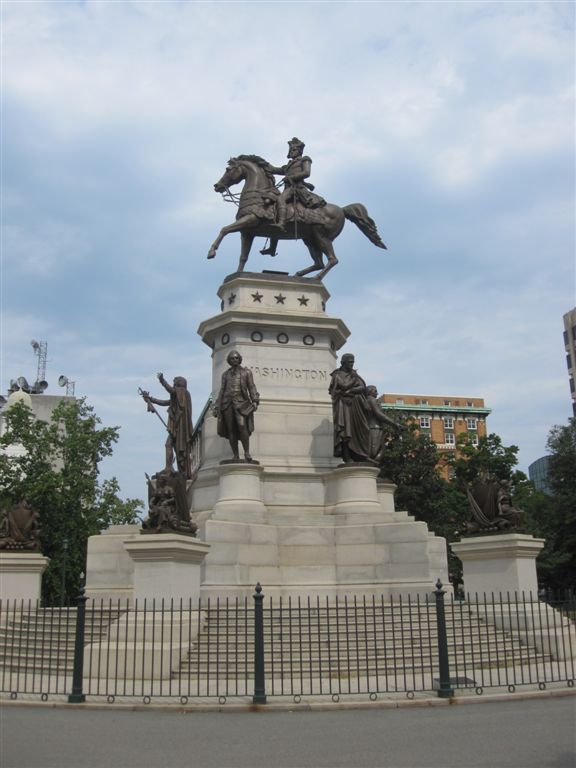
[1,0,574,505]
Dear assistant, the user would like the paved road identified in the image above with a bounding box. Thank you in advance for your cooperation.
[1,696,575,768]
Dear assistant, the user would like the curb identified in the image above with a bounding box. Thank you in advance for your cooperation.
[2,686,574,714]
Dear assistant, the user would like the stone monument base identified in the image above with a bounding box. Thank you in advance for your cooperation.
[451,533,545,597]
[0,551,49,601]
[197,465,448,600]
[124,533,211,603]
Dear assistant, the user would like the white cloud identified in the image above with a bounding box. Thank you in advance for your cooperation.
[2,1,573,500]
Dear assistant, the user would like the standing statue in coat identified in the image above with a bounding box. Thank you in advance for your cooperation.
[213,350,260,462]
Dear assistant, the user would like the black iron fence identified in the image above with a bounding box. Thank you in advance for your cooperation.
[1,583,574,705]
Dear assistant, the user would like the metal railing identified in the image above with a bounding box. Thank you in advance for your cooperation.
[1,583,574,704]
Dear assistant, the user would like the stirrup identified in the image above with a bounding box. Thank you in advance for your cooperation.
[260,246,277,257]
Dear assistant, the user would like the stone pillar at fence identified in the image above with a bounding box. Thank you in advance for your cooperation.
[0,552,49,601]
[84,534,212,682]
[451,533,545,597]
[124,534,211,603]
[451,533,576,663]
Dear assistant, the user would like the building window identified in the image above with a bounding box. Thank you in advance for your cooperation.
[419,416,430,429]
[419,399,429,405]
[467,401,474,407]
[471,434,479,446]
[564,330,569,346]
[395,399,404,405]
[443,400,451,406]
[444,432,455,446]
[466,418,477,430]
[443,417,454,429]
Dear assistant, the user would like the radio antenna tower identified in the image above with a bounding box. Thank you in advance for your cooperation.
[30,340,48,392]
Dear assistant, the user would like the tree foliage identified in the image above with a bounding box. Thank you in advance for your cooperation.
[447,432,521,486]
[380,417,445,528]
[0,399,142,601]
[520,419,576,590]
[383,417,576,591]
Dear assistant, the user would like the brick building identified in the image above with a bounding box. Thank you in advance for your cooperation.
[379,393,491,479]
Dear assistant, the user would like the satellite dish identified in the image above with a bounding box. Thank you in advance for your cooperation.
[58,375,69,387]
[17,376,30,392]
[34,380,48,392]
[31,339,40,352]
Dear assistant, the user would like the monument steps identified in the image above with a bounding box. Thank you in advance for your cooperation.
[0,607,124,675]
[177,603,551,681]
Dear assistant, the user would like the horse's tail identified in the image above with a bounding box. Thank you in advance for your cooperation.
[343,204,387,249]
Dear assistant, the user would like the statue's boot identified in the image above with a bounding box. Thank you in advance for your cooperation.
[260,240,278,257]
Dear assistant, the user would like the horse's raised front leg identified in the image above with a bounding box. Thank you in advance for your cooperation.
[207,215,259,260]
[239,232,255,272]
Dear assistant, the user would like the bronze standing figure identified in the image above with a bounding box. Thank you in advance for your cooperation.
[213,351,259,462]
[140,373,194,479]
[329,353,372,463]
[365,385,404,464]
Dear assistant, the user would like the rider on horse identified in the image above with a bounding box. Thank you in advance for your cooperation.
[260,137,326,256]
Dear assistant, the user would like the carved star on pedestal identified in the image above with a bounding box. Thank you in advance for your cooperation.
[274,293,286,305]
[251,292,263,303]
[228,293,236,305]
[297,295,309,306]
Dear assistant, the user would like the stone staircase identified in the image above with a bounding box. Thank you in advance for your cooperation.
[178,600,552,682]
[0,606,124,676]
[0,599,568,692]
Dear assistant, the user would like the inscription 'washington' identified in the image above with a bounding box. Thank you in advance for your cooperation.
[250,367,328,382]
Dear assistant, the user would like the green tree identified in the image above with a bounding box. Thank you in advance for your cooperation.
[378,417,468,584]
[447,432,521,486]
[0,399,142,602]
[521,419,576,590]
[379,416,445,526]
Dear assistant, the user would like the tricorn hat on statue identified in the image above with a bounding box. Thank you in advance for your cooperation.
[288,137,305,151]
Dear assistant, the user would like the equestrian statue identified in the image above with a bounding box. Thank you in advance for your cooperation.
[207,138,387,280]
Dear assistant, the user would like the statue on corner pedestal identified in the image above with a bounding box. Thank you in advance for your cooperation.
[213,350,259,463]
[141,470,197,536]
[0,500,41,551]
[139,373,194,479]
[464,478,524,534]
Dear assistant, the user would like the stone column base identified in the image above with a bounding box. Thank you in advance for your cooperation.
[451,533,545,597]
[124,534,211,603]
[328,463,382,515]
[212,462,267,522]
[0,552,49,601]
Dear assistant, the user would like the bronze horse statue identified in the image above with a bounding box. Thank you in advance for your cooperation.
[208,155,386,279]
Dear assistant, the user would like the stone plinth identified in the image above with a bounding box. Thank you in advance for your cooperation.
[212,462,267,521]
[451,533,545,597]
[0,552,49,601]
[84,609,204,681]
[124,534,211,603]
[85,524,141,601]
[328,464,382,515]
